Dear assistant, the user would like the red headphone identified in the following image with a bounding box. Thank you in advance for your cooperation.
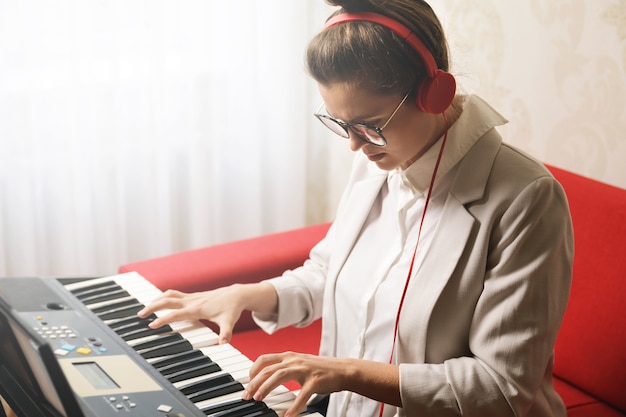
[323,12,456,114]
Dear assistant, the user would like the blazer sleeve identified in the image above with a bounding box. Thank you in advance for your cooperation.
[251,230,332,333]
[252,152,380,334]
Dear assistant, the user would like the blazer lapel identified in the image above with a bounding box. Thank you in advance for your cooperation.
[327,173,387,275]
[321,170,387,357]
[397,128,503,360]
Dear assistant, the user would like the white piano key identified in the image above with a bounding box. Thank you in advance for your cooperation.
[194,391,247,410]
[63,275,122,291]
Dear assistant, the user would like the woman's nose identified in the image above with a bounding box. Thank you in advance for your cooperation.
[348,131,366,152]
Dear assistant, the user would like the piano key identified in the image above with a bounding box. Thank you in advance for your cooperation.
[261,390,299,416]
[130,333,186,350]
[164,361,222,383]
[128,326,210,347]
[70,282,220,350]
[201,386,296,417]
[128,326,220,351]
[179,374,238,396]
[187,381,244,403]
[89,296,140,313]
[94,301,145,320]
[72,287,136,306]
[201,399,272,417]
[156,353,213,375]
[237,411,279,417]
[67,279,119,295]
[65,276,215,335]
[106,314,156,331]
[194,391,245,410]
[119,323,173,341]
[182,376,303,417]
[150,349,206,370]
[77,288,130,305]
[138,338,194,359]
[212,404,278,417]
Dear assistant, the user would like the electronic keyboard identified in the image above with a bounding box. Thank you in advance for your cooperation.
[0,273,321,417]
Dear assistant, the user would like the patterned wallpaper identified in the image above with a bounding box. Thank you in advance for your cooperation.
[434,0,626,189]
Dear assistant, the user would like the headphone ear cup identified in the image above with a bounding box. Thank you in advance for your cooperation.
[415,70,456,114]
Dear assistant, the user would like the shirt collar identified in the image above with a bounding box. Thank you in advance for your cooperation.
[389,95,508,194]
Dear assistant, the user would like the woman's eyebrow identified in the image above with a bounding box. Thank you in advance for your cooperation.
[327,108,382,124]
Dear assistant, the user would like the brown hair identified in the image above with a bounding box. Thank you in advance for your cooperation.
[306,0,450,96]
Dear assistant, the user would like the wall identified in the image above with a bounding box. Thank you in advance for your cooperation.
[438,0,626,188]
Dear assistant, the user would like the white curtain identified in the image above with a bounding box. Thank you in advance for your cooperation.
[8,0,620,279]
[0,1,336,277]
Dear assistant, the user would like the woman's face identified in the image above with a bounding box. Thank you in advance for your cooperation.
[318,82,441,171]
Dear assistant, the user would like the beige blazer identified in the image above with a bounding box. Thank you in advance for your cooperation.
[260,109,573,417]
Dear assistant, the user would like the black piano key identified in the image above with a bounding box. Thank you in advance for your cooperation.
[132,333,184,351]
[113,319,155,335]
[255,411,279,417]
[69,280,118,295]
[91,298,139,314]
[186,381,244,403]
[107,314,157,331]
[201,399,255,415]
[96,302,145,320]
[79,288,130,305]
[138,338,194,359]
[238,410,278,417]
[158,355,217,376]
[165,362,221,383]
[179,374,235,396]
[72,285,122,301]
[120,325,172,341]
[151,349,206,370]
[203,399,271,417]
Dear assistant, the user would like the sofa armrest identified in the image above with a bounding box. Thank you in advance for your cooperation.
[119,222,331,331]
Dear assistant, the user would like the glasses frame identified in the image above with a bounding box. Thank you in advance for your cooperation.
[314,91,410,147]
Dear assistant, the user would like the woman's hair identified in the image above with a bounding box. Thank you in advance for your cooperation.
[306,0,450,96]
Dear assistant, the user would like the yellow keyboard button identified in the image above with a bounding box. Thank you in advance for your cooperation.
[76,347,92,355]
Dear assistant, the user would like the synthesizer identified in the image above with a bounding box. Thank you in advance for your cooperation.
[0,273,321,417]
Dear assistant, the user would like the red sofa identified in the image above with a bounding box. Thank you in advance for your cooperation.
[119,165,626,416]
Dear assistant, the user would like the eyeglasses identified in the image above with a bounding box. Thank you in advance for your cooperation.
[314,92,410,147]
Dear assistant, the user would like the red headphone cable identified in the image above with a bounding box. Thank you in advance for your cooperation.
[379,111,449,417]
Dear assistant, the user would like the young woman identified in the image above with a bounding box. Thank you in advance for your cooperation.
[138,1,573,416]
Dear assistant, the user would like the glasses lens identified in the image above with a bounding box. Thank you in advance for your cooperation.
[350,125,386,146]
[316,115,350,138]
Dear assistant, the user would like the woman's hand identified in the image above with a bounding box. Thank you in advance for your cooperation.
[242,353,402,417]
[137,283,278,344]
[242,352,350,417]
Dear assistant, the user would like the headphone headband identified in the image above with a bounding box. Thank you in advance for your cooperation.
[322,12,456,114]
[324,12,439,79]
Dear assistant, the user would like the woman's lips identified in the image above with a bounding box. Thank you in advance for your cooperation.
[366,152,385,162]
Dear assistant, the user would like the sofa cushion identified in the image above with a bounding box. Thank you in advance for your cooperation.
[120,223,331,293]
[553,377,597,410]
[553,377,623,417]
[548,166,626,414]
[120,223,331,331]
